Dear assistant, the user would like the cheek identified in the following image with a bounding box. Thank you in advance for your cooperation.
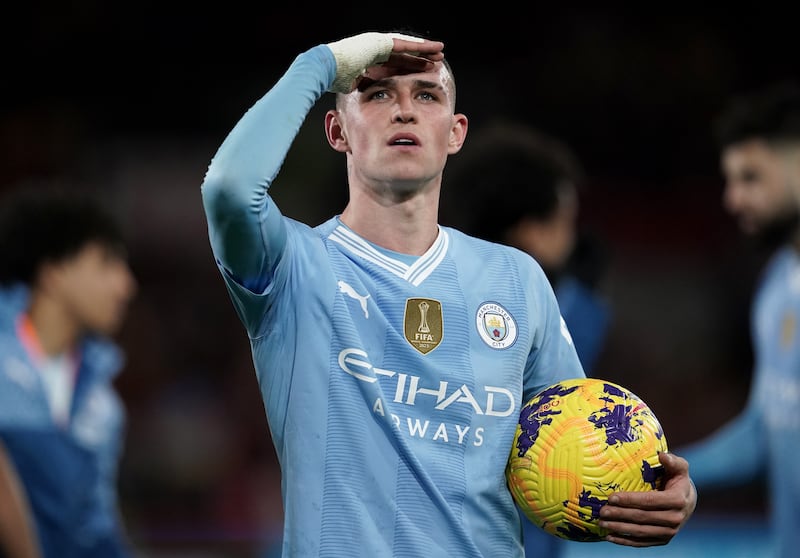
[761,182,794,212]
[546,225,575,267]
[727,183,769,211]
[77,269,132,327]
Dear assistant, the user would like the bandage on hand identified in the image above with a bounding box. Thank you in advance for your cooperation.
[326,32,432,94]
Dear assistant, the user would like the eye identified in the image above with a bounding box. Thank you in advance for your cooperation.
[740,169,760,184]
[417,91,437,102]
[369,90,390,100]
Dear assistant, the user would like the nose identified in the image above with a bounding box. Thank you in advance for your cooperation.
[392,93,416,123]
[120,264,138,300]
[722,182,741,214]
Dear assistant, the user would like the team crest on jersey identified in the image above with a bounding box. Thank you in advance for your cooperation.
[404,298,443,354]
[781,311,795,349]
[476,302,517,349]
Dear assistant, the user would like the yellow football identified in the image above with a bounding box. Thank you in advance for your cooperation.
[506,377,668,542]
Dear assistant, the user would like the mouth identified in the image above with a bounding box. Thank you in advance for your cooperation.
[388,134,420,146]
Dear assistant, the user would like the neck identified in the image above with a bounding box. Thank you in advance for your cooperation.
[341,178,441,255]
[26,292,81,357]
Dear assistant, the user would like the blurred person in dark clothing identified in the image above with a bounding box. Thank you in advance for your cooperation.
[444,120,612,375]
[0,187,137,558]
[679,81,800,558]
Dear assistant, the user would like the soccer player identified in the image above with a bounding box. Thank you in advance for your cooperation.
[200,30,697,556]
[444,120,613,556]
[679,81,800,558]
[0,188,137,558]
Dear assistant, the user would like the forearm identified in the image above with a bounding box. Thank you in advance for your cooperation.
[201,45,335,292]
[678,406,765,488]
[0,443,41,558]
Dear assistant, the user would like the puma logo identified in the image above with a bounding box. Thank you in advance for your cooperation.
[338,280,370,319]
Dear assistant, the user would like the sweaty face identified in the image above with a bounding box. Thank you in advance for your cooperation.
[721,139,800,246]
[334,63,465,195]
[52,242,137,336]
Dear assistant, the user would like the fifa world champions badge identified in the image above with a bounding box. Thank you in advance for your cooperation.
[404,298,443,354]
[476,302,518,349]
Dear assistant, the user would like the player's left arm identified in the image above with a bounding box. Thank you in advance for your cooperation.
[598,451,697,547]
[0,439,42,558]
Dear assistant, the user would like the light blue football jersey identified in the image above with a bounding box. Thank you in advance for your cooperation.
[202,44,585,558]
[0,285,131,557]
[681,245,800,558]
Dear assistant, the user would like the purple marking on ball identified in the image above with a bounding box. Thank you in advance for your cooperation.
[641,460,666,489]
[587,382,642,445]
[577,487,607,521]
[555,488,608,541]
[589,403,638,445]
[516,383,580,457]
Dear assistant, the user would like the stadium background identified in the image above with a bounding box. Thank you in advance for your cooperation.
[2,4,796,557]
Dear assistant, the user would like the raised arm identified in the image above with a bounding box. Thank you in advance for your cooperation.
[200,32,444,294]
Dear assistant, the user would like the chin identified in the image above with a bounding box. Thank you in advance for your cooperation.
[88,318,123,337]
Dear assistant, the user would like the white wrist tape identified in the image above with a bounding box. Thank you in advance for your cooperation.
[326,32,425,93]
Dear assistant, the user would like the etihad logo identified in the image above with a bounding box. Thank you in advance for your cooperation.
[338,347,515,417]
[404,297,443,354]
[476,302,517,349]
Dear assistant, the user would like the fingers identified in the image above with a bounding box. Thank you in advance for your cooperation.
[658,450,689,474]
[600,500,686,527]
[388,33,444,59]
[326,32,444,94]
[599,501,683,547]
[597,455,697,548]
[605,487,683,510]
[357,51,444,92]
[381,52,441,72]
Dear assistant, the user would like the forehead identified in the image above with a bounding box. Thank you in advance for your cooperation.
[721,138,781,175]
[70,241,127,266]
[383,60,452,86]
[345,62,455,105]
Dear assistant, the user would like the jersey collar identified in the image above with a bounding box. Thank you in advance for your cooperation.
[328,223,449,286]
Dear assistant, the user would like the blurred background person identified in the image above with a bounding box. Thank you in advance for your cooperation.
[679,81,800,558]
[443,119,612,375]
[0,187,138,557]
[442,119,612,556]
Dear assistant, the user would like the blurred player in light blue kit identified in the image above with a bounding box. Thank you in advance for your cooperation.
[200,30,696,557]
[680,81,800,558]
[0,188,137,558]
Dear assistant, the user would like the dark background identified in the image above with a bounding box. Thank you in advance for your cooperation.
[3,4,797,556]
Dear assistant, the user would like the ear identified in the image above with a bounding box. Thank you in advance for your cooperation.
[325,110,349,153]
[447,113,469,155]
[35,259,64,295]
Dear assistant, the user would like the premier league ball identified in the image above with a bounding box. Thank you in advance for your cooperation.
[506,377,668,542]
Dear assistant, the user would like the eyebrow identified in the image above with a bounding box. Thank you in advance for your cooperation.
[362,77,444,92]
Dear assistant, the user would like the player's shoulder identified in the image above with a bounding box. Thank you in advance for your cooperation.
[751,244,798,308]
[444,226,544,272]
[757,245,796,287]
[0,284,27,317]
[0,286,25,346]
